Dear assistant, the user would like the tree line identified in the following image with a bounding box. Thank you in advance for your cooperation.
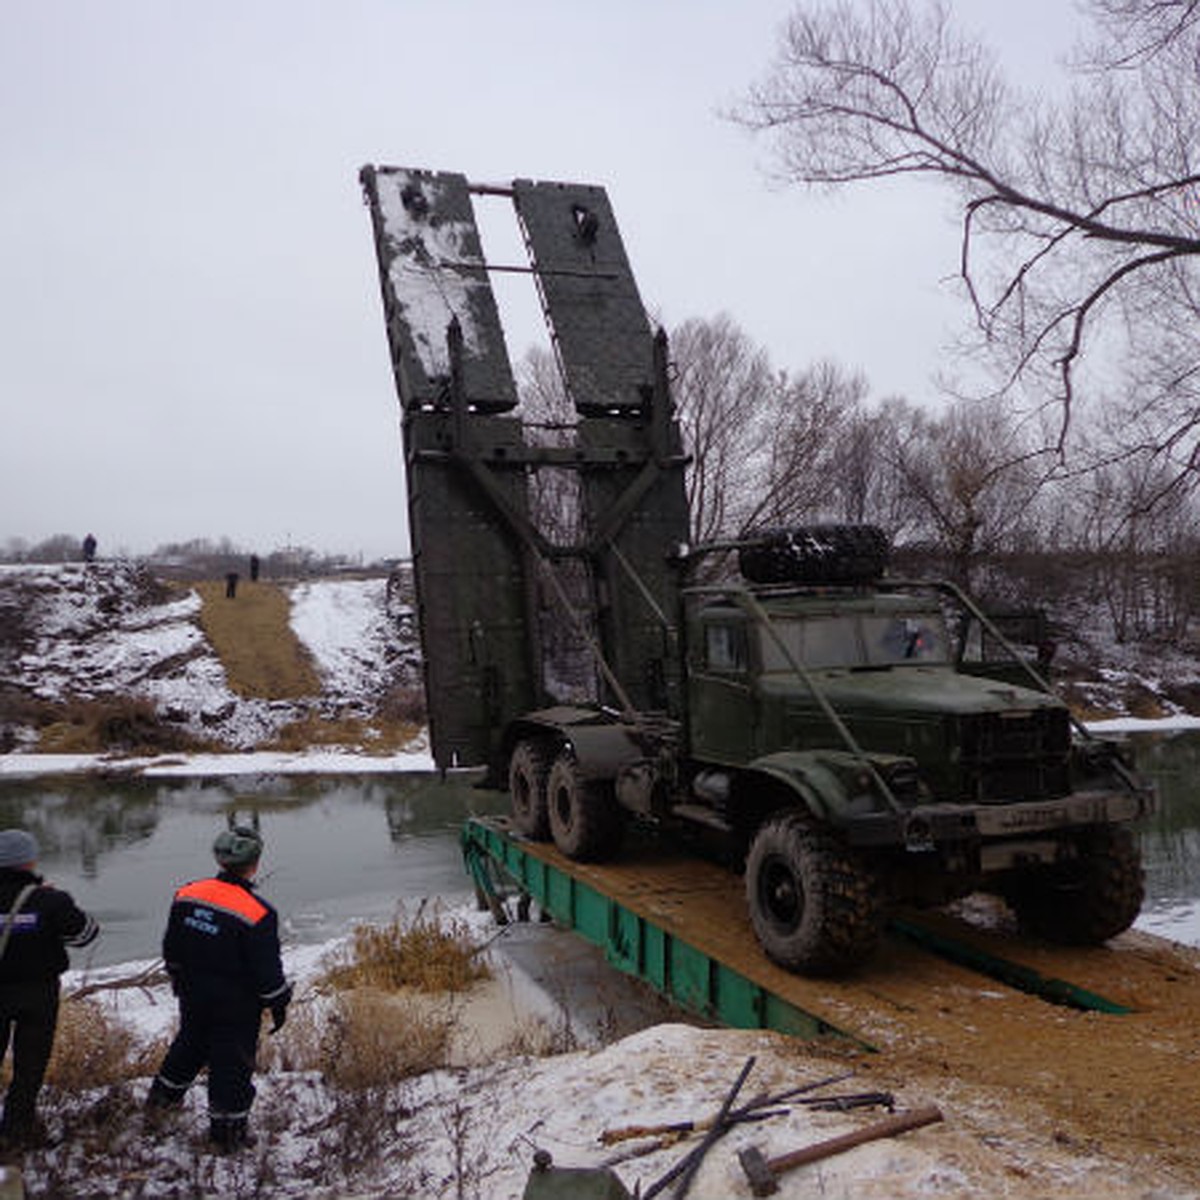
[0,535,381,581]
[522,309,1198,650]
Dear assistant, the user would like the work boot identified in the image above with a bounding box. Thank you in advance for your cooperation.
[144,1081,185,1134]
[0,1117,50,1153]
[208,1117,256,1153]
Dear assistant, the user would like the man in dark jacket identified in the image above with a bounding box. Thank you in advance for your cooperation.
[0,828,99,1149]
[146,824,291,1151]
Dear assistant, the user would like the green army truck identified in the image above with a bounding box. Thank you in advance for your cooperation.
[359,165,1154,975]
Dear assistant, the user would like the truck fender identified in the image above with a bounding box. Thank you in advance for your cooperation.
[743,750,878,824]
[504,710,645,782]
[563,723,647,782]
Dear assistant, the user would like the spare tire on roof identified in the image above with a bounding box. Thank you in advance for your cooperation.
[737,524,889,585]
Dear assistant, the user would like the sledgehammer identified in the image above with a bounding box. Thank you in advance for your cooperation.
[738,1103,944,1196]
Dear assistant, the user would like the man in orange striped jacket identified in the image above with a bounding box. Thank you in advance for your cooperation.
[145,824,291,1150]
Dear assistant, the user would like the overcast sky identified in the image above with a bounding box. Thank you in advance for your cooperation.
[1,1,1080,562]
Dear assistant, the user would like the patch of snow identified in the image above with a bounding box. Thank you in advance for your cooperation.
[287,577,414,707]
[0,748,436,778]
[1085,714,1200,734]
[1136,897,1200,947]
[375,169,492,376]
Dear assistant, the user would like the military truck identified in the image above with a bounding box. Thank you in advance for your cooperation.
[359,165,1155,975]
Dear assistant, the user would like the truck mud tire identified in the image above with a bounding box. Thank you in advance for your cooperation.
[509,739,553,841]
[738,524,889,586]
[745,813,882,976]
[546,751,624,862]
[1005,827,1144,945]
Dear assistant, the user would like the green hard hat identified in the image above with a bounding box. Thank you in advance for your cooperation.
[213,824,263,868]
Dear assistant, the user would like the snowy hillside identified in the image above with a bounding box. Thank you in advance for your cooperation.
[0,561,422,752]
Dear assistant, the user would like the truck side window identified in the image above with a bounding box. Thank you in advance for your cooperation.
[706,624,747,673]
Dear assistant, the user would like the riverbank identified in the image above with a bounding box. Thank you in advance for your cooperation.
[0,747,436,778]
[49,900,1200,1200]
[6,560,1200,761]
[4,700,1199,779]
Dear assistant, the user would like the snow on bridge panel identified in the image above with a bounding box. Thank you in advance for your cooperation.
[361,166,517,412]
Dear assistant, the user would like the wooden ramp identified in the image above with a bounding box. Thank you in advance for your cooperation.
[460,817,1141,1043]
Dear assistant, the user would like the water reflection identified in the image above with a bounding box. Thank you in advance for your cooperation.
[0,771,505,968]
[1129,731,1200,945]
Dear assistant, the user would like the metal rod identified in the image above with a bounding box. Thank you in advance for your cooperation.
[641,1056,756,1199]
[437,258,618,279]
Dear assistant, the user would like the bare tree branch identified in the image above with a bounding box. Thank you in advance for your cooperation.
[732,0,1200,507]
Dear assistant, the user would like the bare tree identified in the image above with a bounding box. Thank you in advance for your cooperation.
[743,359,870,531]
[890,398,1052,587]
[1053,407,1200,640]
[734,0,1200,503]
[670,314,786,544]
[1087,0,1200,64]
[514,345,583,547]
[825,396,924,536]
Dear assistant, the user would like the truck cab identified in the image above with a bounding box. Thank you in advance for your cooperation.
[686,585,1073,808]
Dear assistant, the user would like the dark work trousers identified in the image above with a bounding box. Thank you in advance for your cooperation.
[154,995,260,1127]
[0,979,59,1139]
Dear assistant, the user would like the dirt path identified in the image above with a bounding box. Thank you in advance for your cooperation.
[810,925,1200,1188]
[194,580,320,699]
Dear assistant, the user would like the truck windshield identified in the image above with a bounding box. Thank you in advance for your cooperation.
[863,614,949,664]
[760,612,950,670]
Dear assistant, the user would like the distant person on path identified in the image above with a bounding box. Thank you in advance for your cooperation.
[225,572,239,599]
[0,829,99,1151]
[81,534,96,563]
[145,825,291,1151]
[249,554,260,583]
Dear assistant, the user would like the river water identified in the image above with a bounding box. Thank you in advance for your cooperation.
[0,769,507,968]
[0,731,1197,968]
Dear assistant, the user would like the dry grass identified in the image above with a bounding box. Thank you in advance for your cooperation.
[265,909,495,1089]
[46,998,166,1090]
[194,580,321,699]
[265,712,423,754]
[33,697,213,755]
[317,990,453,1089]
[318,908,491,995]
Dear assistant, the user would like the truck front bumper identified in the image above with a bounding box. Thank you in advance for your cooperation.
[842,787,1154,849]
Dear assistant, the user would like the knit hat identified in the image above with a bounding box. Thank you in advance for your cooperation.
[213,825,263,869]
[0,830,39,869]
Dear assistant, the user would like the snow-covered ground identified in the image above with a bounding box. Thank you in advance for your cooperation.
[0,562,422,751]
[63,911,1190,1200]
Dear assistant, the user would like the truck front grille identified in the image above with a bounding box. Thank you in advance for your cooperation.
[955,709,1071,802]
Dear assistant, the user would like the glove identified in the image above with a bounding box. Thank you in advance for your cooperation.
[268,983,293,1033]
